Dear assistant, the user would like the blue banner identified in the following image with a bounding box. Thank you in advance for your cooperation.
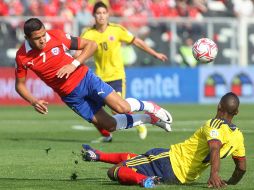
[125,67,198,103]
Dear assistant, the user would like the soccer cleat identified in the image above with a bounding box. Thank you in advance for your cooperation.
[136,124,148,140]
[81,144,99,161]
[146,112,172,132]
[91,134,113,143]
[141,176,161,188]
[149,102,173,124]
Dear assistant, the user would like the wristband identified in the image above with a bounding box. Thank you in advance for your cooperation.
[71,59,81,67]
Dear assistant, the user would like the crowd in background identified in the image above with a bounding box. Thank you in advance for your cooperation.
[0,0,254,67]
[1,0,254,19]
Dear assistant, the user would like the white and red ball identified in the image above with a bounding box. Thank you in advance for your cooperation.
[192,38,218,63]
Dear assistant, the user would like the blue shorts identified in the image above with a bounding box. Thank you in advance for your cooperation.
[123,148,180,184]
[61,69,113,122]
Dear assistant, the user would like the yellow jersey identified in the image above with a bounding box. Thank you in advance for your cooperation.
[169,118,246,184]
[80,23,134,82]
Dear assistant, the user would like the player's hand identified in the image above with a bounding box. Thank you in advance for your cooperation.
[32,100,49,114]
[56,64,77,79]
[207,174,227,188]
[154,53,168,62]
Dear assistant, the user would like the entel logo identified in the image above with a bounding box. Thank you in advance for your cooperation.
[130,74,180,98]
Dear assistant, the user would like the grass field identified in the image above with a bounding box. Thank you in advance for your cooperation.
[0,104,253,190]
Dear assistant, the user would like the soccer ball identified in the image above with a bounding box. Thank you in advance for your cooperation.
[192,38,218,63]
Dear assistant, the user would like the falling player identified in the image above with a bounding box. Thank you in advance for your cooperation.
[15,18,173,141]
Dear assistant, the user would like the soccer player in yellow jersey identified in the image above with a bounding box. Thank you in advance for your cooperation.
[82,92,246,188]
[76,1,168,143]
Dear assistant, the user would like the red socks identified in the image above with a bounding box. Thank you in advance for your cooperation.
[99,152,138,164]
[97,128,111,137]
[117,166,147,185]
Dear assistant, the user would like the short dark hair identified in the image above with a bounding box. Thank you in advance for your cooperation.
[24,18,44,38]
[220,92,240,115]
[93,1,108,15]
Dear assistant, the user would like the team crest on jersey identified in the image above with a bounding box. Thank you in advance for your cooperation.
[109,35,115,41]
[210,129,219,138]
[51,47,60,55]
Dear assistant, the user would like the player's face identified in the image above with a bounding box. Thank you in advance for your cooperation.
[27,27,47,50]
[94,7,109,25]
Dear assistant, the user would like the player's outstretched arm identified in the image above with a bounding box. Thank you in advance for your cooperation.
[207,140,227,188]
[132,37,168,62]
[15,77,48,114]
[226,157,246,185]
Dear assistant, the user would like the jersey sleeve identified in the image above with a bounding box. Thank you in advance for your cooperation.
[202,120,225,143]
[118,25,134,44]
[15,55,27,78]
[54,29,80,50]
[232,131,246,157]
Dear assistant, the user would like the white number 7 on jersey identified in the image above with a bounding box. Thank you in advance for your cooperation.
[39,52,46,63]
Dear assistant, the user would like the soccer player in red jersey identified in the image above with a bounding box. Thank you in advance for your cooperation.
[15,18,173,135]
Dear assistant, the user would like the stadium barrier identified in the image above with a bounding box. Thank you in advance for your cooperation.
[125,66,254,104]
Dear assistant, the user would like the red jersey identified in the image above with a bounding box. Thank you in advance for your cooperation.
[15,29,89,96]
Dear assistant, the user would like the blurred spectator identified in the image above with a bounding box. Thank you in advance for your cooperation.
[176,0,202,18]
[192,0,208,15]
[120,0,148,34]
[175,0,204,40]
[177,37,197,67]
[59,1,74,21]
[0,0,9,16]
[206,0,235,17]
[110,0,126,16]
[149,0,178,17]
[43,0,59,16]
[76,1,94,29]
[8,0,24,16]
[233,0,254,17]
[29,1,44,16]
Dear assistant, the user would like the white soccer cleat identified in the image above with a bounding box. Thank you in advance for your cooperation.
[149,102,173,124]
[146,112,172,132]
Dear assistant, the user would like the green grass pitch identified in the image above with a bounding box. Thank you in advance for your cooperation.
[0,104,253,190]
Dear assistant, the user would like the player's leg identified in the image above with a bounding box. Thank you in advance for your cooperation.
[104,93,173,125]
[107,165,148,186]
[85,69,172,125]
[90,127,112,143]
[81,144,138,163]
[107,156,161,187]
[92,108,152,131]
[107,79,148,140]
[62,70,172,132]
